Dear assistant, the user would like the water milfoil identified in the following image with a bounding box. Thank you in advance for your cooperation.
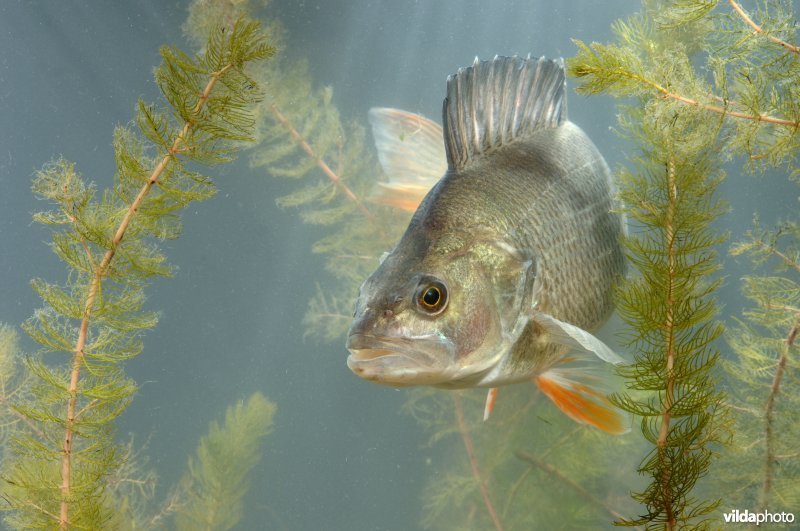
[1,16,272,529]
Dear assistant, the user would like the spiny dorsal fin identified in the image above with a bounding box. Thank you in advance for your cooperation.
[442,55,567,171]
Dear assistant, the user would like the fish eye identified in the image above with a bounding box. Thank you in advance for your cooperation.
[422,287,440,306]
[415,278,448,315]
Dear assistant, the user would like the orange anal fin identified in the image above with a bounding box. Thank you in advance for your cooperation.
[483,387,498,421]
[535,371,626,434]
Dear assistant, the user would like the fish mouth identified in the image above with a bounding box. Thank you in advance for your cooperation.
[346,333,455,386]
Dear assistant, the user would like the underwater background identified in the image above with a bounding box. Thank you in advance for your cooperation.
[1,1,798,529]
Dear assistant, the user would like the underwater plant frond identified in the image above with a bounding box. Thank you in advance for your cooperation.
[611,132,729,528]
[303,284,360,343]
[174,392,276,531]
[100,434,168,530]
[570,3,734,528]
[727,0,800,54]
[1,16,271,530]
[403,386,639,530]
[570,0,800,526]
[450,393,504,531]
[228,12,411,342]
[264,99,379,221]
[570,38,799,127]
[569,0,800,178]
[655,0,717,27]
[514,450,628,523]
[0,324,39,448]
[719,217,800,512]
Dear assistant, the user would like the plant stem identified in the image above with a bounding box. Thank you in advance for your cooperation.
[639,75,799,127]
[515,450,632,525]
[0,391,46,440]
[752,239,800,275]
[728,0,800,54]
[760,314,799,510]
[59,63,232,530]
[451,393,504,531]
[656,156,678,531]
[269,104,378,223]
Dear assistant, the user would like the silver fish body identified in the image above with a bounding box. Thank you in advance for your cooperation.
[347,56,625,420]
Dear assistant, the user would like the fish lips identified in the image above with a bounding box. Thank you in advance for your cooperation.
[346,333,456,386]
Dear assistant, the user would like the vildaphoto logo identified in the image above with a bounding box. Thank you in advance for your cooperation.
[723,509,795,525]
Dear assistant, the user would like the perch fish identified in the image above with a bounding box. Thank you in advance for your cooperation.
[346,56,627,433]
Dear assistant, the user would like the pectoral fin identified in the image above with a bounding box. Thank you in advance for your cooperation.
[534,312,625,365]
[532,312,628,434]
[535,368,628,434]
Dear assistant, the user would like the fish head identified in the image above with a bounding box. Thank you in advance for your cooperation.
[346,229,536,387]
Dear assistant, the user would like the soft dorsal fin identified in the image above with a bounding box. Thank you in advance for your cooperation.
[442,55,567,171]
[367,108,447,211]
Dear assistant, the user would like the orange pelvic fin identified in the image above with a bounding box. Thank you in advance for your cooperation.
[535,369,628,434]
[483,387,499,421]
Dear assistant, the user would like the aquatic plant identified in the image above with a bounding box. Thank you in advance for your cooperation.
[0,16,273,529]
[102,433,166,530]
[404,385,639,530]
[252,64,408,341]
[183,0,411,342]
[569,0,800,527]
[572,1,800,175]
[722,222,800,512]
[671,1,800,515]
[568,7,729,531]
[0,325,34,453]
[254,65,412,340]
[175,392,277,530]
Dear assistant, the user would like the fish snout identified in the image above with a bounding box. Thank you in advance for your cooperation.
[348,292,405,338]
[346,304,382,341]
[345,328,458,386]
